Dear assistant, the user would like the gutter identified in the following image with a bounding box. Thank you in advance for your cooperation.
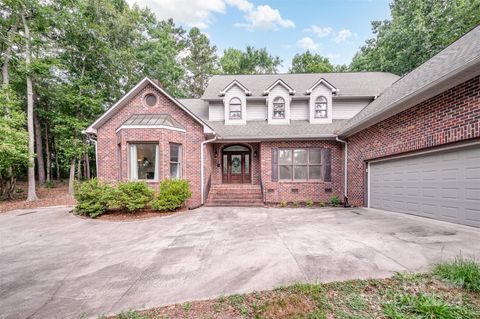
[200,133,217,204]
[335,136,350,207]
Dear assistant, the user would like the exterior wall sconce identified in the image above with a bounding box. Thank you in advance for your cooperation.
[214,151,218,159]
[253,150,258,157]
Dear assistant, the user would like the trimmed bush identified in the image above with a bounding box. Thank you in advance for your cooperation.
[152,179,192,212]
[74,179,113,218]
[110,181,154,212]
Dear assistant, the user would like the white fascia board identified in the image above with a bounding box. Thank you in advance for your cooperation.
[306,78,339,94]
[219,80,252,96]
[263,79,295,95]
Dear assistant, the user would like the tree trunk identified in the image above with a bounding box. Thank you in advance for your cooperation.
[34,109,45,184]
[85,152,90,180]
[22,12,38,201]
[77,158,81,181]
[45,122,51,182]
[68,158,75,194]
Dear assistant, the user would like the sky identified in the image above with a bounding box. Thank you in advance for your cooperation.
[125,0,392,72]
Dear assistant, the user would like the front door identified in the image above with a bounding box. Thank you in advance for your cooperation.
[222,151,251,184]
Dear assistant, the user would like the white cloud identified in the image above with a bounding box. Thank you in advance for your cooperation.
[126,0,226,29]
[236,5,295,31]
[225,0,253,12]
[297,37,319,51]
[334,29,353,43]
[304,25,332,38]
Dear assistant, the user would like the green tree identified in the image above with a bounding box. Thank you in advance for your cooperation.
[350,0,480,75]
[289,51,334,73]
[184,27,218,98]
[0,86,28,200]
[220,46,282,74]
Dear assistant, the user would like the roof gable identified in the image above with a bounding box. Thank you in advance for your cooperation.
[219,80,251,96]
[85,77,213,134]
[263,79,295,95]
[306,78,338,94]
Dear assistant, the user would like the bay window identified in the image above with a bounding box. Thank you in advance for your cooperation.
[129,143,159,180]
[170,143,182,179]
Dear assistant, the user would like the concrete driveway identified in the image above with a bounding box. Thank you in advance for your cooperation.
[1,206,479,319]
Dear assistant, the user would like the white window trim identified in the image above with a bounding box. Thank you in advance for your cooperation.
[169,143,183,179]
[129,143,159,181]
[278,148,323,181]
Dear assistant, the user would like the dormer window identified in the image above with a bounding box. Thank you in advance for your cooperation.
[314,96,328,118]
[229,97,242,119]
[273,97,285,119]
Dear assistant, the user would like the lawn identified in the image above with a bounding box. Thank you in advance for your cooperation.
[106,257,480,319]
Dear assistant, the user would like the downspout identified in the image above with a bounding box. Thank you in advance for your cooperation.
[335,136,350,207]
[83,131,98,178]
[200,133,217,205]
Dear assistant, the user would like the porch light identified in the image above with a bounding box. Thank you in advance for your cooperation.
[214,151,218,159]
[253,150,258,158]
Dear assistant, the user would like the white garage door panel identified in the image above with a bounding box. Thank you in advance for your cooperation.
[370,146,480,227]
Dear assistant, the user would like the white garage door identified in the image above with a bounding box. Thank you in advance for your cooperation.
[369,145,480,227]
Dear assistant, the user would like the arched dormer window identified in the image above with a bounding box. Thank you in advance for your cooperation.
[273,97,285,119]
[229,97,242,119]
[314,96,328,118]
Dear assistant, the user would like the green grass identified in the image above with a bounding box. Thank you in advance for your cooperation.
[108,258,480,319]
[434,256,480,292]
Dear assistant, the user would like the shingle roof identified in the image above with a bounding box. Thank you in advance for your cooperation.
[122,114,185,130]
[201,72,400,99]
[340,25,480,136]
[179,98,346,139]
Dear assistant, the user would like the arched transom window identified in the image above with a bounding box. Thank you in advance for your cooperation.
[314,96,328,118]
[229,97,242,119]
[273,96,285,119]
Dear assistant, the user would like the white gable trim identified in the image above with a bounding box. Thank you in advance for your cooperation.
[85,77,213,134]
[219,80,252,96]
[263,79,295,95]
[306,78,339,94]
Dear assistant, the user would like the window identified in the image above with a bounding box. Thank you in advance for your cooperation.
[229,97,242,119]
[273,96,285,119]
[129,143,159,180]
[144,93,157,107]
[170,144,182,179]
[279,149,322,181]
[314,96,328,118]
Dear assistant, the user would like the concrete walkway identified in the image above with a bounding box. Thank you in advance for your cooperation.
[0,206,479,319]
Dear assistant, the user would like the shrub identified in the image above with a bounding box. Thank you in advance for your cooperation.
[110,181,154,212]
[305,199,314,208]
[319,201,325,207]
[330,195,340,207]
[292,200,299,208]
[74,179,113,218]
[433,256,480,293]
[279,201,288,208]
[152,179,191,212]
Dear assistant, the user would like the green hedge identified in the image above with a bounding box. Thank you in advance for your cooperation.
[74,179,191,218]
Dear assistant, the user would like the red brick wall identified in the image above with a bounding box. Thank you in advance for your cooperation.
[260,140,344,203]
[96,83,206,208]
[347,76,480,206]
[211,143,261,185]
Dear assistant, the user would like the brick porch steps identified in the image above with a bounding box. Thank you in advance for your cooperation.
[205,184,264,207]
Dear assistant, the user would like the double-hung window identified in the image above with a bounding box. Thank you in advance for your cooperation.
[278,149,322,181]
[273,97,285,119]
[314,96,328,118]
[229,97,242,119]
[129,143,159,180]
[170,144,182,179]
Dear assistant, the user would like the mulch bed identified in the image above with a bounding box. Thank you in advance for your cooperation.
[0,181,75,213]
[77,207,188,221]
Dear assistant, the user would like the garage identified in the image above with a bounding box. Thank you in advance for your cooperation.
[368,144,480,227]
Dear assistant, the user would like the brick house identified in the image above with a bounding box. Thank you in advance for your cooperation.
[86,25,480,227]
